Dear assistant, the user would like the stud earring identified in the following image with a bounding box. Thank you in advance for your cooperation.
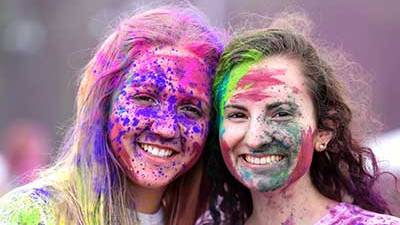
[319,143,326,151]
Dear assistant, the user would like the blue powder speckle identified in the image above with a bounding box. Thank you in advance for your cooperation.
[131,118,139,126]
[192,126,200,133]
[123,118,130,126]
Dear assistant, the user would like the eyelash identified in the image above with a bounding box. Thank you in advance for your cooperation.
[226,112,247,120]
[180,105,203,118]
[131,94,157,105]
[128,94,204,118]
[272,111,293,120]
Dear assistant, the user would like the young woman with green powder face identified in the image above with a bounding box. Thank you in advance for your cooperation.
[198,13,400,225]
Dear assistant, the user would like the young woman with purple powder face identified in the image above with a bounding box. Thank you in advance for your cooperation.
[0,6,222,225]
[203,13,400,225]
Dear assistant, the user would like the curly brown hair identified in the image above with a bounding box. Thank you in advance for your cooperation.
[205,13,389,225]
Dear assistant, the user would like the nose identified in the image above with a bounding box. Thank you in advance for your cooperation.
[150,113,179,139]
[244,116,273,150]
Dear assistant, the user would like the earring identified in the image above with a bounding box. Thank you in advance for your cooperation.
[318,143,326,151]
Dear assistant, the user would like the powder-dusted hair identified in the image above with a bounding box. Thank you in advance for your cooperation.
[207,12,388,225]
[37,6,223,225]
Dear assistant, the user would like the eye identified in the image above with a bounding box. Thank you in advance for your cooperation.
[180,105,203,118]
[226,112,248,121]
[130,94,157,105]
[272,111,292,121]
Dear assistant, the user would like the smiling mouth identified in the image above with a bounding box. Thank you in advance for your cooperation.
[240,154,285,165]
[139,143,176,158]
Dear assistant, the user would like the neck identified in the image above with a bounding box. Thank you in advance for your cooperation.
[127,183,166,214]
[246,173,337,225]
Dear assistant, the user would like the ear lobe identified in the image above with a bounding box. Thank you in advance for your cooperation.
[314,130,333,152]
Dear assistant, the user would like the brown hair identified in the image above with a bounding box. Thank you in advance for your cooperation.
[208,12,388,224]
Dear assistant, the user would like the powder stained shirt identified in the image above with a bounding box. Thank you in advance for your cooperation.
[315,202,400,225]
[196,201,400,225]
[0,184,56,225]
[0,183,166,225]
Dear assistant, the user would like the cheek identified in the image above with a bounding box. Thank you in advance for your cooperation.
[107,114,127,148]
[179,117,209,153]
[108,100,156,131]
[219,136,229,152]
[219,137,235,170]
[287,127,314,184]
[219,126,236,166]
[219,121,242,152]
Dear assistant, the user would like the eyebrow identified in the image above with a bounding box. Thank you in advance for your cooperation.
[123,82,158,93]
[266,101,298,111]
[224,104,247,111]
[185,96,212,112]
[224,101,298,111]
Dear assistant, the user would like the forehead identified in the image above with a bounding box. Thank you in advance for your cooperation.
[228,56,308,101]
[122,46,211,97]
[131,45,207,75]
[249,56,306,92]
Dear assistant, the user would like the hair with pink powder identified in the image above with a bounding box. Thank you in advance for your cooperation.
[34,5,223,225]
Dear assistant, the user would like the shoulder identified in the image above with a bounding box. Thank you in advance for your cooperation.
[317,202,400,225]
[0,183,57,225]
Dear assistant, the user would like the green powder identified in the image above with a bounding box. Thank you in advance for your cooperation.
[216,49,264,130]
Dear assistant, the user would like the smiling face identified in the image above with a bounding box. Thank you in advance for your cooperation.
[218,55,318,192]
[108,46,211,189]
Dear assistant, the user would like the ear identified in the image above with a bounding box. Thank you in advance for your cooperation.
[313,129,333,152]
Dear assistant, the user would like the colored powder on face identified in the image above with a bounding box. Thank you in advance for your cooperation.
[239,167,254,182]
[219,127,225,137]
[232,119,305,192]
[131,118,139,126]
[261,170,289,192]
[281,214,295,225]
[122,118,130,126]
[105,49,212,188]
[219,138,236,177]
[192,126,201,133]
[216,49,264,130]
[286,126,314,187]
[232,68,285,102]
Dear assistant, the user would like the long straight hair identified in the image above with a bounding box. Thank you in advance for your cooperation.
[38,6,223,225]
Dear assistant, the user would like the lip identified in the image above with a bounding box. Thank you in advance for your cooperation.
[238,153,288,171]
[137,142,179,164]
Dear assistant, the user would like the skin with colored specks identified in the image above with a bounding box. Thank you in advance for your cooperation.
[211,54,400,225]
[205,22,400,224]
[219,55,316,193]
[0,7,224,225]
[108,46,211,189]
[216,55,340,225]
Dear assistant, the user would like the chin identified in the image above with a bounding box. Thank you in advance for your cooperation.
[128,174,177,190]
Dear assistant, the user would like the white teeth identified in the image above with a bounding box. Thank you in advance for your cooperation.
[141,144,173,158]
[244,154,283,165]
